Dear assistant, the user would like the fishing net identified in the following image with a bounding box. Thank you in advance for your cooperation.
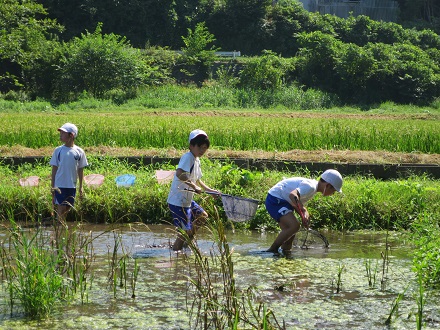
[115,174,136,188]
[84,174,105,188]
[155,170,175,184]
[220,194,260,222]
[293,229,329,249]
[19,176,39,187]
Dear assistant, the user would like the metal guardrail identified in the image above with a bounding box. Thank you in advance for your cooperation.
[173,50,241,58]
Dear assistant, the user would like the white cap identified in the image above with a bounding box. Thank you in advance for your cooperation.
[188,129,207,143]
[321,169,343,192]
[58,123,78,137]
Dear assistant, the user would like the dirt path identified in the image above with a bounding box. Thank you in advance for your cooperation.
[2,146,439,165]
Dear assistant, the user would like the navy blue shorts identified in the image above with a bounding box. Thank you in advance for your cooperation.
[168,201,205,230]
[265,194,294,222]
[54,188,76,206]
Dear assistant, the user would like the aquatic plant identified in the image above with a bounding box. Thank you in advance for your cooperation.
[416,272,425,330]
[0,217,97,318]
[106,227,141,299]
[385,289,407,326]
[181,217,284,329]
[380,230,391,291]
[334,263,345,294]
[131,259,140,299]
[365,258,378,289]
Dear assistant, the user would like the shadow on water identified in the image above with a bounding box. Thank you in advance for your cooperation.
[1,224,439,329]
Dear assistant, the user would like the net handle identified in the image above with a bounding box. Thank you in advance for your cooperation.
[185,189,261,203]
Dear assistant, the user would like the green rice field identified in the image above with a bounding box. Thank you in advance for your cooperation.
[1,111,439,153]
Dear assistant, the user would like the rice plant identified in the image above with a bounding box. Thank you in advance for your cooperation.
[1,109,438,153]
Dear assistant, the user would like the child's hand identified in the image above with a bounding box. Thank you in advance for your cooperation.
[206,189,221,198]
[193,186,203,194]
[301,209,310,228]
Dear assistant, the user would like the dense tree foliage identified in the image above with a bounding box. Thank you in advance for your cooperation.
[0,0,62,97]
[1,0,440,105]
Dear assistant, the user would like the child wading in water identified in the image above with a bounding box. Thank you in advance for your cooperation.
[167,129,220,251]
[50,123,88,223]
[265,169,343,255]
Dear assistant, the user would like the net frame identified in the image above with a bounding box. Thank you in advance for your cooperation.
[19,176,40,187]
[220,194,260,222]
[115,174,136,188]
[155,170,175,184]
[84,174,105,188]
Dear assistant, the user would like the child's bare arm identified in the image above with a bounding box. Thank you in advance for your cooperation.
[78,167,84,196]
[176,168,202,193]
[198,179,220,195]
[288,189,309,228]
[51,166,57,189]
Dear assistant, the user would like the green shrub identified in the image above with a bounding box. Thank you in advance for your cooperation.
[54,23,148,102]
[238,50,290,90]
[410,213,440,287]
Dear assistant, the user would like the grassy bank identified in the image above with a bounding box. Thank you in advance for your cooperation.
[1,157,438,232]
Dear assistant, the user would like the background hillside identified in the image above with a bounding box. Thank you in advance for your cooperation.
[1,0,439,106]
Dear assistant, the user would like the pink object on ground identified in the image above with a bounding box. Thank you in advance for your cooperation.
[19,176,40,187]
[155,170,175,184]
[84,174,105,188]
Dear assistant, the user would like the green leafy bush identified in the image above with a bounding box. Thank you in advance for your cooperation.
[238,50,291,90]
[54,24,148,102]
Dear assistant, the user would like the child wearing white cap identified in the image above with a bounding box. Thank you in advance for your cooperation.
[50,123,88,223]
[167,129,220,251]
[265,169,343,254]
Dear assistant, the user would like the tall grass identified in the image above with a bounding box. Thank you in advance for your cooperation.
[0,159,439,232]
[0,219,98,318]
[182,217,283,329]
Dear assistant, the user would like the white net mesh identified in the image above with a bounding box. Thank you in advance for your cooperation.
[220,194,259,222]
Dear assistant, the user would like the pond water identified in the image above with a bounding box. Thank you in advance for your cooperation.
[0,224,439,330]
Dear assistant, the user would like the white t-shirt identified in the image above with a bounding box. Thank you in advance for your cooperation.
[50,145,88,188]
[167,151,202,207]
[268,177,318,204]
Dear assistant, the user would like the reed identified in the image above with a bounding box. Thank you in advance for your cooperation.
[385,290,406,325]
[365,258,378,289]
[0,216,98,318]
[380,230,391,291]
[131,258,140,299]
[416,272,425,330]
[106,227,140,299]
[182,217,284,329]
[334,263,345,294]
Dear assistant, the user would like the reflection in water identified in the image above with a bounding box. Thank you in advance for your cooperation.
[0,224,438,329]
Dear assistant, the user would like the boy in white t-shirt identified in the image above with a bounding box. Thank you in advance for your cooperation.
[167,129,220,251]
[50,123,88,223]
[265,169,343,254]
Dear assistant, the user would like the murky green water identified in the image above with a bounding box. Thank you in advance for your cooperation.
[0,224,439,329]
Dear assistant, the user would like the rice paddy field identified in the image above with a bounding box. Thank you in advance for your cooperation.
[0,102,439,329]
[0,108,439,154]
